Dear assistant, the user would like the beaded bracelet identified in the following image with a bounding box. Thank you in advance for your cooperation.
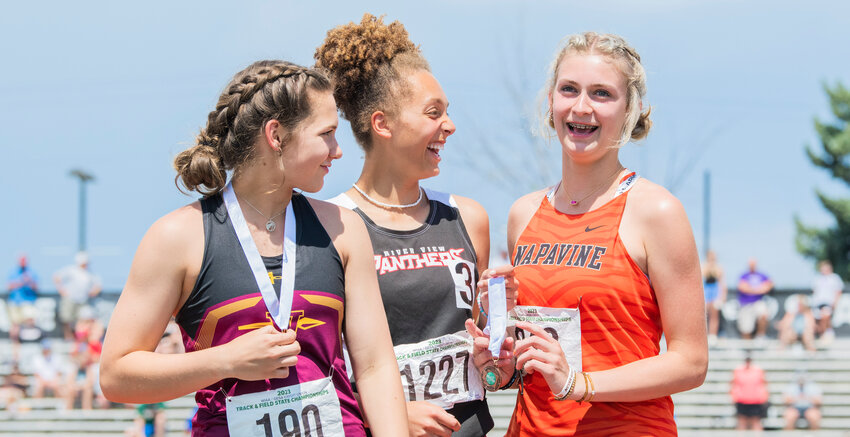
[476,292,488,319]
[585,372,596,402]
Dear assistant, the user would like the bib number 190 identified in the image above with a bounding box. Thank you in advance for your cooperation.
[255,404,323,437]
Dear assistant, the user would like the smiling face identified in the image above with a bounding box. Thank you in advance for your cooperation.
[280,90,341,193]
[388,70,456,180]
[550,53,629,163]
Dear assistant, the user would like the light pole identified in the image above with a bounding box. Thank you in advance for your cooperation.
[69,169,94,252]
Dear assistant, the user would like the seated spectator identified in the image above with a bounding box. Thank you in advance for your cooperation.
[125,403,167,437]
[777,295,816,352]
[811,260,843,343]
[736,258,774,340]
[0,363,30,413]
[32,339,69,399]
[783,372,822,430]
[730,355,769,431]
[65,306,105,410]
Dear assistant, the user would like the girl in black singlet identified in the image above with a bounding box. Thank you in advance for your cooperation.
[316,14,516,437]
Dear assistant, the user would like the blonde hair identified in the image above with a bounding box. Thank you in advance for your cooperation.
[539,32,652,147]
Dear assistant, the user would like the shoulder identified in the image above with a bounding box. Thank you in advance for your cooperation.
[147,202,203,241]
[508,188,548,230]
[136,202,204,260]
[625,178,687,226]
[451,194,488,230]
[305,197,365,235]
[305,197,370,256]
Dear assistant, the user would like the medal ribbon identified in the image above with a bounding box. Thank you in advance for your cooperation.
[223,182,297,330]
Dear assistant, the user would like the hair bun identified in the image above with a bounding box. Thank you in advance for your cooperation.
[631,107,652,141]
[173,141,226,196]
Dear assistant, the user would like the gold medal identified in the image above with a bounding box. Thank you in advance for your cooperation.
[481,360,502,392]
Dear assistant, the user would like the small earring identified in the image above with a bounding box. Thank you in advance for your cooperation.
[548,112,554,128]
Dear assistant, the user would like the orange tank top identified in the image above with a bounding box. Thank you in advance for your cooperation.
[507,172,677,436]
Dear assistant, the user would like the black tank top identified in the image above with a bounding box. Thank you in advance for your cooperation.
[176,192,365,436]
[331,189,493,436]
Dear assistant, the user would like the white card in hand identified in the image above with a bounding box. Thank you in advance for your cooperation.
[485,276,507,358]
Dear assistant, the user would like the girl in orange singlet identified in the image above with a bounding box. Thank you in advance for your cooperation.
[468,32,707,436]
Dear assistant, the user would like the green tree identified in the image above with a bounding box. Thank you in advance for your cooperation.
[796,82,850,280]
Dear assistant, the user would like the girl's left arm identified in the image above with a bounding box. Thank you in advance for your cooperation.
[513,185,708,401]
[318,202,408,435]
[578,186,708,401]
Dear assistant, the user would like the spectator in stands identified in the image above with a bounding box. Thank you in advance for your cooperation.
[0,362,30,413]
[54,252,101,340]
[65,306,104,410]
[6,254,39,361]
[730,355,769,431]
[783,371,822,430]
[702,250,727,346]
[32,339,69,399]
[736,258,773,340]
[811,260,843,344]
[777,295,816,352]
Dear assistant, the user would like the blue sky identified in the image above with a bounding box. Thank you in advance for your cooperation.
[2,0,849,290]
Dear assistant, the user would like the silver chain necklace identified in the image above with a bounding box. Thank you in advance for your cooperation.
[239,195,286,232]
[352,183,423,209]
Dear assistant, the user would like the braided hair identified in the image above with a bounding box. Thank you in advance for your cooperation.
[174,60,332,195]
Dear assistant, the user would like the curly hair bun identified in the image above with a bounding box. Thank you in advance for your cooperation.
[315,14,416,96]
[315,14,429,149]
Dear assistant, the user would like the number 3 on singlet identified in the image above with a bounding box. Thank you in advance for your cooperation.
[225,377,343,437]
[394,331,484,409]
[446,259,475,310]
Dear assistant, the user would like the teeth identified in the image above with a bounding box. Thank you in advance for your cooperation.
[568,122,596,129]
[427,143,444,151]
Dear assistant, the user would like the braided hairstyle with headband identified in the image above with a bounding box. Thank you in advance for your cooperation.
[314,13,429,151]
[542,32,652,147]
[174,60,332,195]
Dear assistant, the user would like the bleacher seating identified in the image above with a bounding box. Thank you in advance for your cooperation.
[485,337,850,436]
[3,338,850,436]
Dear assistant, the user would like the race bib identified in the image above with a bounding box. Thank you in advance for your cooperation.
[225,377,343,437]
[394,331,484,408]
[509,305,582,371]
[446,259,475,310]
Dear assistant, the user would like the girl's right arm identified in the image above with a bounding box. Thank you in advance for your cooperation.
[100,204,299,404]
[312,202,409,436]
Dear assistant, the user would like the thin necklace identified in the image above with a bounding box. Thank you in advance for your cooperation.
[559,166,624,207]
[239,195,286,232]
[352,183,423,209]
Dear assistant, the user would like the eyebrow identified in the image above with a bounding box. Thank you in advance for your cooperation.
[422,97,448,107]
[559,79,616,89]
